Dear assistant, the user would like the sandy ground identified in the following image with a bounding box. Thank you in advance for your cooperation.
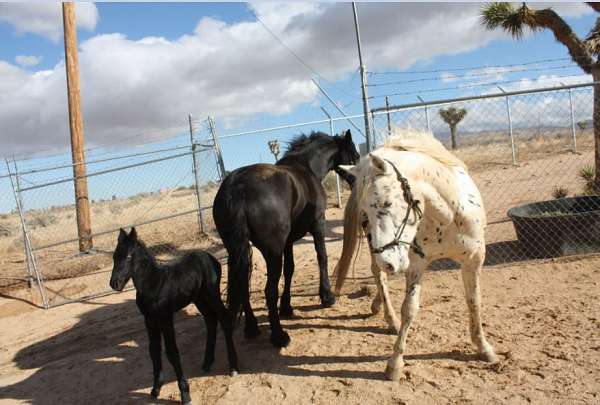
[1,204,599,405]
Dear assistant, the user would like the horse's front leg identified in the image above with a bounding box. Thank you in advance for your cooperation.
[312,219,335,307]
[386,254,429,381]
[460,253,497,363]
[162,316,191,405]
[370,259,401,334]
[144,317,164,399]
[279,242,295,318]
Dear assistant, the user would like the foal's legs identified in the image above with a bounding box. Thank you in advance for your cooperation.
[460,253,497,363]
[312,219,335,307]
[162,316,191,405]
[144,317,164,398]
[385,254,429,381]
[280,242,295,318]
[370,258,401,334]
[263,251,290,347]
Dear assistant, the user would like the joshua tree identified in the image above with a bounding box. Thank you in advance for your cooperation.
[481,2,600,190]
[268,139,280,162]
[439,106,467,149]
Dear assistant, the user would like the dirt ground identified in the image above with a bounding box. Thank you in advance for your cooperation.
[1,204,599,405]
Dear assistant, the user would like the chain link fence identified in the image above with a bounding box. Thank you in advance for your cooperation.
[0,118,225,308]
[371,82,597,266]
[2,82,599,309]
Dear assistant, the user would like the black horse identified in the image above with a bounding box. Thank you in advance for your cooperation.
[109,228,238,405]
[213,130,359,348]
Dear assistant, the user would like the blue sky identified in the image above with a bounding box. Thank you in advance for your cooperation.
[0,2,597,213]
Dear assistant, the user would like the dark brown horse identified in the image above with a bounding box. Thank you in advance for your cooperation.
[213,130,359,347]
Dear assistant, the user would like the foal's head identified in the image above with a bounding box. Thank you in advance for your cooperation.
[109,227,138,291]
[359,155,423,275]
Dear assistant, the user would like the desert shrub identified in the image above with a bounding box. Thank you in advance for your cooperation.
[29,212,58,229]
[551,186,569,199]
[579,165,597,195]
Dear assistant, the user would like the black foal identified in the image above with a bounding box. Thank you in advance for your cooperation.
[109,228,238,405]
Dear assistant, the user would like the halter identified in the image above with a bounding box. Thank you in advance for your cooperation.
[368,159,425,258]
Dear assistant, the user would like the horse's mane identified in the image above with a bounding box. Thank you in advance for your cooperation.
[384,127,467,170]
[283,131,330,157]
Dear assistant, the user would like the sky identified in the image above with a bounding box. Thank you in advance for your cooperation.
[0,2,597,214]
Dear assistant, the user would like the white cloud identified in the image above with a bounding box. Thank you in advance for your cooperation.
[0,3,98,42]
[14,54,41,67]
[0,3,542,157]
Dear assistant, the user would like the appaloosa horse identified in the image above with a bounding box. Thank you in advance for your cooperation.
[335,129,497,380]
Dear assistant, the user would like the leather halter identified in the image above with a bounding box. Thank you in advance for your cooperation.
[368,159,425,258]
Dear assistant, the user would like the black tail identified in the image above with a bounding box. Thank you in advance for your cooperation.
[213,182,252,321]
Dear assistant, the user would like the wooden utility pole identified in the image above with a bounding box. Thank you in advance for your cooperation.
[63,2,92,252]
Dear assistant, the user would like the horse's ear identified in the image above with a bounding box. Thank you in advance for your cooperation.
[118,228,127,243]
[343,129,352,142]
[369,154,388,175]
[129,227,137,242]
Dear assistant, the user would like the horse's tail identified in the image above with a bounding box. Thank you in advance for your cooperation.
[333,183,362,295]
[213,180,252,321]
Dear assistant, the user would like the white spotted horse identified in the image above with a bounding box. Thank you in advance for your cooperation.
[334,129,497,381]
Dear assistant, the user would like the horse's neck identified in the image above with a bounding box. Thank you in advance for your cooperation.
[279,144,336,180]
[398,154,459,226]
[131,242,161,291]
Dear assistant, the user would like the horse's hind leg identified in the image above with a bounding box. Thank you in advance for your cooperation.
[243,300,260,338]
[371,259,400,333]
[280,243,295,318]
[385,254,429,381]
[205,290,239,375]
[144,317,164,399]
[460,253,497,363]
[162,316,191,405]
[194,300,217,372]
[264,251,290,347]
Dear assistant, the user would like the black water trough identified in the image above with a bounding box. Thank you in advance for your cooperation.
[507,196,600,258]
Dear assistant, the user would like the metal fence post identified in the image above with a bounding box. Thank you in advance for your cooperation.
[12,160,33,289]
[568,87,578,153]
[188,114,206,234]
[385,96,392,137]
[417,96,431,133]
[321,107,342,208]
[5,159,48,308]
[208,116,227,180]
[498,87,517,165]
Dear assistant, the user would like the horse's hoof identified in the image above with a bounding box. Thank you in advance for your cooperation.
[480,350,499,363]
[271,331,291,348]
[320,291,336,308]
[388,323,401,335]
[279,306,294,318]
[181,391,192,405]
[244,324,261,339]
[230,369,239,377]
[385,364,403,381]
[150,384,162,398]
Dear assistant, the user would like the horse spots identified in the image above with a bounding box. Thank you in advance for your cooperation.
[423,237,428,242]
[438,238,442,243]
[383,201,392,208]
[376,210,388,219]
